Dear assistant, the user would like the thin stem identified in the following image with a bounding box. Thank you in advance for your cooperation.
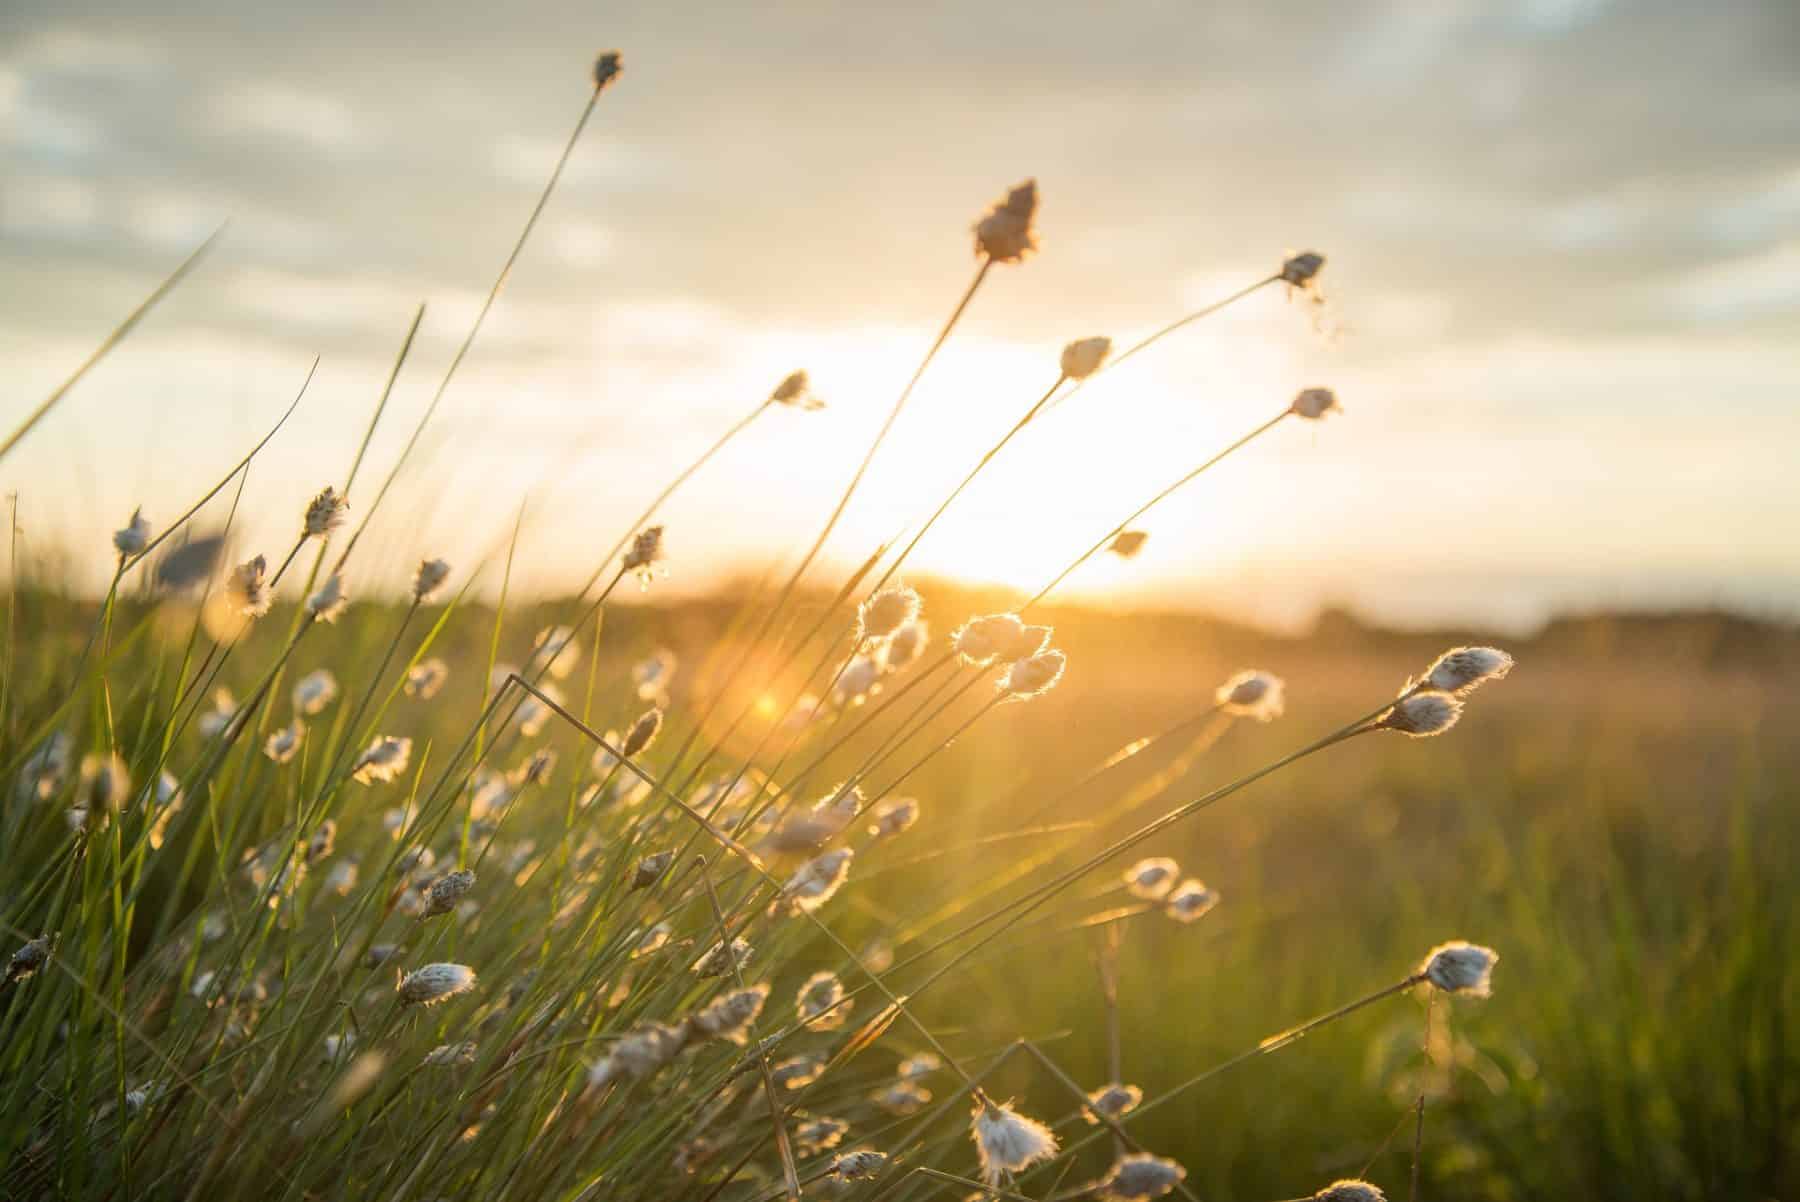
[0,225,228,464]
[1025,408,1291,610]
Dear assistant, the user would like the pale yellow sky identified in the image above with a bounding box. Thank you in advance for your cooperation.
[3,1,1797,631]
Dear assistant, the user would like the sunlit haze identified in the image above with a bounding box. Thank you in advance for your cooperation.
[4,0,1796,631]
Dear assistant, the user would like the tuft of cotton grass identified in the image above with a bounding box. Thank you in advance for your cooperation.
[1420,646,1514,695]
[796,970,852,1030]
[197,689,237,738]
[770,369,824,410]
[898,1051,941,1081]
[15,730,72,803]
[771,1055,826,1089]
[1215,669,1285,721]
[971,1097,1059,1184]
[1420,941,1499,997]
[1289,387,1341,420]
[974,179,1040,263]
[875,1080,932,1114]
[1281,250,1327,290]
[292,668,339,715]
[1122,857,1179,901]
[422,1041,477,1068]
[690,984,770,1044]
[263,721,303,764]
[632,648,676,702]
[404,658,449,700]
[422,869,476,918]
[1096,1152,1188,1201]
[621,706,664,758]
[1108,529,1149,559]
[1164,879,1219,923]
[6,935,52,983]
[530,625,582,679]
[954,613,1051,665]
[227,555,273,618]
[1084,1082,1143,1124]
[396,962,476,1007]
[795,1116,849,1153]
[352,736,413,784]
[885,620,930,672]
[302,486,349,537]
[868,796,920,838]
[305,820,337,863]
[1000,649,1066,700]
[623,525,665,587]
[411,557,451,603]
[833,653,885,708]
[593,49,623,90]
[1312,1180,1387,1202]
[1377,691,1462,738]
[306,573,348,623]
[631,850,673,890]
[691,937,752,978]
[782,848,854,914]
[1059,335,1113,380]
[858,583,922,643]
[590,1021,687,1087]
[112,507,151,557]
[829,1149,887,1181]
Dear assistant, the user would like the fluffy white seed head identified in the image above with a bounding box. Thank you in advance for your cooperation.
[1314,1180,1387,1202]
[1060,335,1113,380]
[422,1041,477,1068]
[302,486,349,537]
[113,508,151,557]
[691,937,752,978]
[954,613,1050,665]
[1001,649,1066,700]
[1379,691,1463,738]
[1122,857,1179,901]
[971,1098,1059,1184]
[1164,879,1219,923]
[795,1116,849,1153]
[404,658,449,700]
[264,721,303,764]
[885,620,929,672]
[293,668,338,715]
[227,555,273,618]
[771,1055,826,1089]
[1289,387,1341,420]
[305,820,337,864]
[898,1052,941,1081]
[601,1021,688,1082]
[1215,669,1286,721]
[422,869,476,918]
[974,179,1040,263]
[1421,646,1514,695]
[78,753,131,817]
[833,653,884,708]
[796,971,851,1030]
[830,1149,887,1181]
[412,558,451,603]
[397,962,476,1007]
[633,648,676,701]
[691,984,770,1044]
[876,1081,932,1114]
[306,573,348,622]
[869,796,921,838]
[352,736,413,784]
[1098,1152,1188,1201]
[1084,1082,1143,1124]
[1421,941,1498,997]
[783,848,854,914]
[859,584,922,643]
[631,850,674,890]
[197,689,237,739]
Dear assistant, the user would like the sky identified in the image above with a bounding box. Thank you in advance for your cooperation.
[2,0,1797,632]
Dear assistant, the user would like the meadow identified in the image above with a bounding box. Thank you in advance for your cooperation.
[2,49,1796,1202]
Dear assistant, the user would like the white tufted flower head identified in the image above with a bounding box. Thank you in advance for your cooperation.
[971,1097,1059,1184]
[1377,691,1462,738]
[113,508,151,557]
[396,962,476,1007]
[1420,941,1498,997]
[974,179,1040,263]
[1289,387,1341,420]
[1420,646,1514,695]
[1122,857,1179,901]
[1215,669,1285,721]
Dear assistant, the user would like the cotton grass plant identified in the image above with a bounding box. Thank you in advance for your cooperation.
[0,48,1526,1202]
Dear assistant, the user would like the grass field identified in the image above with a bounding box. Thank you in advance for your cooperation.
[2,572,1793,1201]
